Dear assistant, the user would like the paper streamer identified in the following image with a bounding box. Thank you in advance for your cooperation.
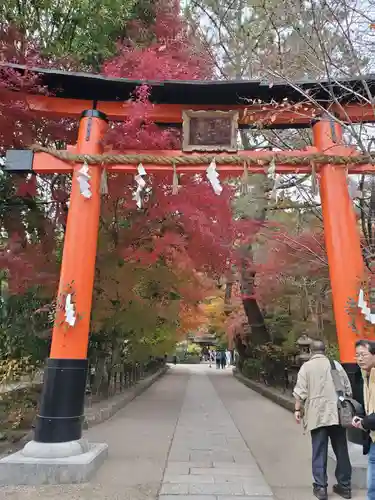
[241,161,249,195]
[133,163,147,208]
[206,159,222,195]
[358,288,375,324]
[77,161,92,199]
[65,293,76,327]
[270,175,282,201]
[347,176,361,199]
[311,161,319,196]
[267,158,276,179]
[172,162,179,195]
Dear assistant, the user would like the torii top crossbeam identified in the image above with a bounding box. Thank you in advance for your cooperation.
[2,63,375,175]
[1,62,375,126]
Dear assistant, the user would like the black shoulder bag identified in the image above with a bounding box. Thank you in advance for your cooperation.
[330,360,363,428]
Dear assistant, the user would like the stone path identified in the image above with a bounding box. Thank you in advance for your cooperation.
[0,364,367,500]
[160,369,274,500]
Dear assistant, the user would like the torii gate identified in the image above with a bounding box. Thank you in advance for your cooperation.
[1,64,375,477]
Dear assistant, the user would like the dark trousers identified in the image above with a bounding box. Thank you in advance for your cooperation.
[311,425,352,489]
[368,442,375,499]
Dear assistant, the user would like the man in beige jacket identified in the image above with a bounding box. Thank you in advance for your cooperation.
[293,340,352,500]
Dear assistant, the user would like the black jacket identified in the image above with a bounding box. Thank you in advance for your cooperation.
[362,413,375,430]
[362,413,375,455]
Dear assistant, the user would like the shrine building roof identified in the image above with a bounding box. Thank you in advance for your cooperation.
[1,62,375,106]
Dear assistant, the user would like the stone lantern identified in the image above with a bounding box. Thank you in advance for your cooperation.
[296,335,312,366]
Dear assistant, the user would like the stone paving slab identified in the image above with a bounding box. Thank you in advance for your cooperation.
[158,369,274,499]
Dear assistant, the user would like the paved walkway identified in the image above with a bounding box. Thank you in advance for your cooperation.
[0,364,367,500]
[160,368,273,499]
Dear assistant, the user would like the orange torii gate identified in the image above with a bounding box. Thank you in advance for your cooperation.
[1,64,375,478]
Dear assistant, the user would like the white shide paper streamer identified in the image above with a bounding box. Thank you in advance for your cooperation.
[206,159,222,195]
[77,161,92,199]
[358,288,375,324]
[133,163,147,208]
[65,293,76,327]
[347,177,361,199]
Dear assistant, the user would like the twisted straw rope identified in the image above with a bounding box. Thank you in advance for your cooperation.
[30,144,375,167]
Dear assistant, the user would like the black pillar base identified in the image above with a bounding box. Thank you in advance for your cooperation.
[34,358,88,443]
[343,362,365,446]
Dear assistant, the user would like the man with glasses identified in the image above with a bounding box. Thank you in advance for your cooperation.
[352,340,375,499]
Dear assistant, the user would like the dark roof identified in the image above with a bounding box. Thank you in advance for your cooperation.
[1,62,375,106]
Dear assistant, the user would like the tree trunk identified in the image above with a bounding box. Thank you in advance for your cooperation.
[239,244,270,345]
[234,334,247,371]
[236,130,271,346]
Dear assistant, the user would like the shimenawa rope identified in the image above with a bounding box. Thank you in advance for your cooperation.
[30,144,375,167]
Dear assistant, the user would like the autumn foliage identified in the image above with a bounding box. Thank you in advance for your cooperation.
[0,0,244,358]
[0,0,339,359]
[256,227,328,304]
[102,0,212,81]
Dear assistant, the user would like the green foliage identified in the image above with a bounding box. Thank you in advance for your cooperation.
[186,343,201,356]
[265,312,293,344]
[238,340,340,392]
[0,386,39,432]
[173,341,202,363]
[254,342,296,363]
[90,257,185,364]
[0,356,36,385]
[0,289,48,435]
[236,341,297,386]
[0,288,50,369]
[325,344,340,361]
[178,355,201,364]
[242,358,262,379]
[0,0,155,69]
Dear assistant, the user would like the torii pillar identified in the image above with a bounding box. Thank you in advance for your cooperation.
[312,114,364,444]
[0,110,109,485]
[34,109,107,446]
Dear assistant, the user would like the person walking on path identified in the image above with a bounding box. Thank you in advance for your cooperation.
[226,349,231,366]
[293,340,353,500]
[220,350,227,369]
[208,349,215,368]
[352,340,375,500]
[215,350,221,369]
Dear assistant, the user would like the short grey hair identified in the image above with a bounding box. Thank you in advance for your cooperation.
[310,340,326,354]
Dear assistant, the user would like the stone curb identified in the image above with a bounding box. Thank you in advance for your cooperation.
[233,369,294,413]
[10,365,169,452]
